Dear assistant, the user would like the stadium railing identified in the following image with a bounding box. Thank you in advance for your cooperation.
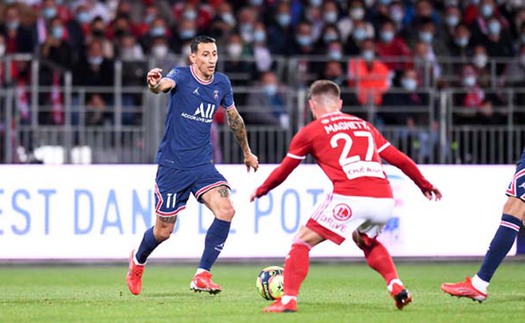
[1,55,525,164]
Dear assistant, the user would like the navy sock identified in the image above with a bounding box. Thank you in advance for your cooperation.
[198,218,231,271]
[477,214,522,282]
[136,227,161,264]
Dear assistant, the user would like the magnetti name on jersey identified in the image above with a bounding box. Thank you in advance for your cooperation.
[323,120,370,134]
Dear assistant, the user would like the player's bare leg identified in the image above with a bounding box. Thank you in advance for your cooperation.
[190,186,234,294]
[442,196,525,302]
[264,226,325,313]
[352,230,412,310]
[126,215,176,295]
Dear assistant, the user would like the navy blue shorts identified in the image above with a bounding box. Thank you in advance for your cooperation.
[154,164,230,216]
[506,147,525,201]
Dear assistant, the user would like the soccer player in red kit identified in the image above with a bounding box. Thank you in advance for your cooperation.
[250,80,442,313]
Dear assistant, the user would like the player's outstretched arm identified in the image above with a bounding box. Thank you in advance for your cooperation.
[226,107,258,172]
[146,68,174,94]
[380,145,442,201]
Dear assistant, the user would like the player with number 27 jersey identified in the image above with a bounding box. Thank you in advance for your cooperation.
[255,112,433,199]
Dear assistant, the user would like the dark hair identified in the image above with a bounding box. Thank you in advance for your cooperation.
[309,80,340,99]
[190,35,216,53]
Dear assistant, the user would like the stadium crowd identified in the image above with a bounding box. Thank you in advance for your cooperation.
[1,0,524,163]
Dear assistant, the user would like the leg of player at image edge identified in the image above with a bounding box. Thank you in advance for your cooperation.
[441,214,522,303]
[126,226,162,295]
[353,231,412,310]
[190,218,231,294]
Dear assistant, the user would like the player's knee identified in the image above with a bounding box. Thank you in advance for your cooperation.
[502,197,525,221]
[352,231,375,250]
[215,205,235,221]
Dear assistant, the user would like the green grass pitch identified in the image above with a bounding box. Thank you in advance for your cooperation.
[1,261,525,322]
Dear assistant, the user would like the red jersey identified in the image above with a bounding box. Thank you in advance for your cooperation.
[256,112,433,198]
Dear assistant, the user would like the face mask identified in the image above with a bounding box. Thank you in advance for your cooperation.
[380,31,394,43]
[77,12,90,24]
[473,54,488,68]
[150,26,166,37]
[350,8,364,21]
[445,0,459,6]
[52,26,64,39]
[276,14,291,27]
[463,76,476,87]
[352,28,367,41]
[263,84,278,96]
[250,0,264,6]
[328,50,342,60]
[324,33,338,43]
[227,44,243,58]
[183,10,197,21]
[240,23,253,34]
[296,35,312,47]
[180,29,196,39]
[455,36,469,47]
[0,44,5,56]
[221,12,235,25]
[152,45,168,58]
[488,21,501,35]
[379,0,391,5]
[362,50,374,61]
[419,31,433,43]
[445,16,459,27]
[481,4,493,18]
[42,7,57,19]
[253,30,266,43]
[7,21,19,30]
[309,0,322,6]
[324,11,338,23]
[390,9,403,23]
[470,0,480,4]
[88,56,103,65]
[401,78,417,91]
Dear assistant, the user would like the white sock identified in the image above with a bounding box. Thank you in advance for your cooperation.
[281,295,297,304]
[471,275,489,294]
[387,278,404,292]
[133,254,145,266]
[196,268,208,275]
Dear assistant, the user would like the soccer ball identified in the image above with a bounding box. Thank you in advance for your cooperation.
[256,265,284,300]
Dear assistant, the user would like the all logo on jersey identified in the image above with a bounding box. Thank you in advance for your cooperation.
[181,102,216,123]
[332,203,352,221]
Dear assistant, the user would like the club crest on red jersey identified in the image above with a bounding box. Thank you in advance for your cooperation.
[332,203,352,221]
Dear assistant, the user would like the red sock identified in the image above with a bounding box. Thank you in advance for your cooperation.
[283,241,311,297]
[359,235,398,284]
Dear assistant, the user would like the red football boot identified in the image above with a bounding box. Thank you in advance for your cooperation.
[190,271,222,294]
[263,298,297,313]
[441,277,487,303]
[389,281,413,310]
[126,250,145,295]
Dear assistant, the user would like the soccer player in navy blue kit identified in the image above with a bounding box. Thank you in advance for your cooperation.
[441,146,525,302]
[126,35,259,295]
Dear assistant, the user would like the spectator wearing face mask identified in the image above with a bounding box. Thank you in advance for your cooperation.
[480,16,514,76]
[468,0,510,46]
[375,19,412,73]
[249,21,274,74]
[381,68,429,126]
[440,5,462,45]
[447,23,473,58]
[267,1,296,55]
[0,5,36,54]
[313,24,341,55]
[345,19,375,56]
[243,71,288,129]
[347,38,392,107]
[471,44,491,88]
[223,33,256,87]
[72,38,115,105]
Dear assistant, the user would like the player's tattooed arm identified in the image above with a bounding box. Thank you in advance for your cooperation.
[226,108,259,172]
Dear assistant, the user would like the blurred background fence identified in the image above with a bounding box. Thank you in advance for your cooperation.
[1,54,524,165]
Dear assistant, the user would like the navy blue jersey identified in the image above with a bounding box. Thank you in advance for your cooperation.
[155,65,235,169]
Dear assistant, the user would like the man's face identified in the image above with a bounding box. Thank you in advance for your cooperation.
[190,42,218,79]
